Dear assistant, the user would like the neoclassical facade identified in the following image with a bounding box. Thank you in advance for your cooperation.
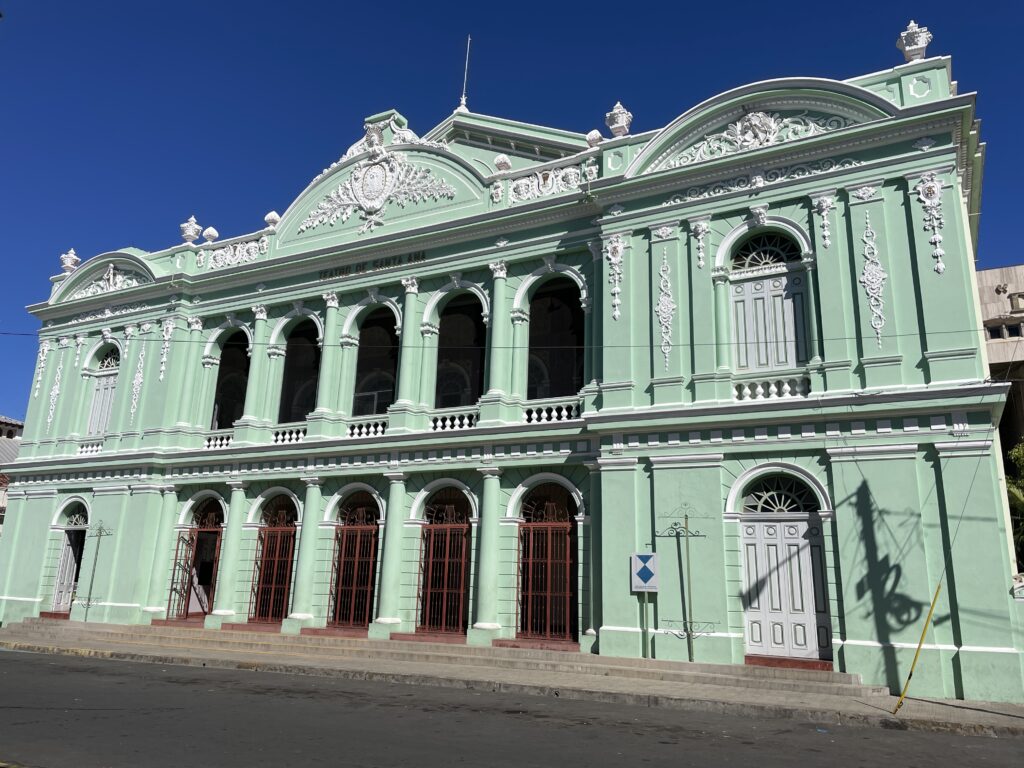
[2,24,1022,702]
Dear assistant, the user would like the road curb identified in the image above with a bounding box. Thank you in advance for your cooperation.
[2,640,1021,738]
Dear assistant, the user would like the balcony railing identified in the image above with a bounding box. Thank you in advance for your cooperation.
[430,407,479,432]
[734,376,811,401]
[273,425,307,444]
[348,416,388,438]
[523,397,583,424]
[78,440,103,456]
[203,430,233,450]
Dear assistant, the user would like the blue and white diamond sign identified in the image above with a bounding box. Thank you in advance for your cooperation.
[631,553,658,593]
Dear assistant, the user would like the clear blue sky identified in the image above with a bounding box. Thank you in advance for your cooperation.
[1,1,1020,420]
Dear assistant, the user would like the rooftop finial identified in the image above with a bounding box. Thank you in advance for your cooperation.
[897,20,933,62]
[456,34,472,113]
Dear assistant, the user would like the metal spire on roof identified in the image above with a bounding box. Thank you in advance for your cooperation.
[456,34,472,113]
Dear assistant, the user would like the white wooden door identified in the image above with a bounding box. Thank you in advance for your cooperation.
[731,275,807,372]
[52,530,85,612]
[741,519,831,659]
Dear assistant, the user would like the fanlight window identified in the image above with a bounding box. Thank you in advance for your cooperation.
[192,499,225,529]
[63,506,89,528]
[742,475,818,516]
[732,233,802,271]
[261,496,298,528]
[98,349,120,369]
[337,491,380,526]
[424,487,471,524]
[521,483,578,523]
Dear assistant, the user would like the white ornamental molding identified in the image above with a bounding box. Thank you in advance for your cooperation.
[46,346,66,433]
[300,137,456,235]
[196,235,269,271]
[322,291,339,309]
[490,182,503,204]
[187,316,204,332]
[73,334,86,367]
[651,225,675,241]
[489,261,507,279]
[59,248,80,274]
[401,277,419,294]
[70,264,151,300]
[267,344,286,359]
[858,212,888,348]
[811,194,836,249]
[252,305,268,321]
[659,111,855,170]
[603,234,626,321]
[507,159,598,205]
[654,246,676,370]
[71,302,150,324]
[689,219,710,269]
[851,185,879,201]
[180,215,202,244]
[34,339,50,398]
[663,158,861,206]
[129,344,146,425]
[914,172,946,274]
[749,206,768,227]
[123,325,136,355]
[159,319,175,381]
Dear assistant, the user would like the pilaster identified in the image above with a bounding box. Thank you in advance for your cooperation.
[369,472,409,638]
[283,477,325,633]
[207,480,248,627]
[388,278,428,433]
[468,467,502,645]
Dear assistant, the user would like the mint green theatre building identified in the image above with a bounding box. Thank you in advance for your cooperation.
[2,23,1022,702]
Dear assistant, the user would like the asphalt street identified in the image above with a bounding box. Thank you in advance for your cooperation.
[0,649,1018,767]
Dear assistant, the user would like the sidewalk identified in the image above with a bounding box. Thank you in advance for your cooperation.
[1,623,1022,737]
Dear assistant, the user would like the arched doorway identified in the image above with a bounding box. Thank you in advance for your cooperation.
[434,295,486,408]
[249,495,299,623]
[167,498,224,620]
[526,278,584,400]
[52,504,88,613]
[278,320,321,424]
[351,308,399,416]
[518,483,578,641]
[210,331,251,429]
[329,491,381,629]
[738,474,832,661]
[418,487,471,634]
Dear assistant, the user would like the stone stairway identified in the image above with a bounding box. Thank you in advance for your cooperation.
[0,617,887,699]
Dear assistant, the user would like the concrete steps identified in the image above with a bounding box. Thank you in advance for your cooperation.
[0,618,888,698]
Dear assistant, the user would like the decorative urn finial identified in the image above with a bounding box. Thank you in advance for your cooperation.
[493,154,512,172]
[59,248,80,274]
[202,226,219,243]
[605,102,633,137]
[264,211,281,229]
[897,20,933,62]
[586,129,603,147]
[180,215,202,243]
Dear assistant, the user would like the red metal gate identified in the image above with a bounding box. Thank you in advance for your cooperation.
[518,521,575,640]
[418,523,470,633]
[329,524,378,627]
[167,529,197,620]
[249,527,296,623]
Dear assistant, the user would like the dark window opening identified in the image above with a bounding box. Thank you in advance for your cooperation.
[211,331,251,429]
[527,279,584,400]
[434,295,486,409]
[352,309,399,416]
[278,320,321,423]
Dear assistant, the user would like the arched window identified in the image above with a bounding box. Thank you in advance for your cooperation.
[87,347,120,436]
[518,482,578,641]
[730,232,808,372]
[210,331,250,430]
[278,320,321,423]
[352,309,399,416]
[741,474,818,516]
[434,295,486,408]
[419,486,472,634]
[250,494,299,623]
[527,279,584,400]
[330,490,381,629]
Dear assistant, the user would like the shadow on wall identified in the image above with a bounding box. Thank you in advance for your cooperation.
[850,481,928,692]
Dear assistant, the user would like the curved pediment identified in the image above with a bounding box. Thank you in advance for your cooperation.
[52,252,157,304]
[627,79,898,177]
[275,116,489,253]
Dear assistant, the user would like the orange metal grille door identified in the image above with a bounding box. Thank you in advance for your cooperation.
[250,527,296,622]
[330,525,378,628]
[418,523,470,634]
[518,521,576,641]
[167,529,198,620]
